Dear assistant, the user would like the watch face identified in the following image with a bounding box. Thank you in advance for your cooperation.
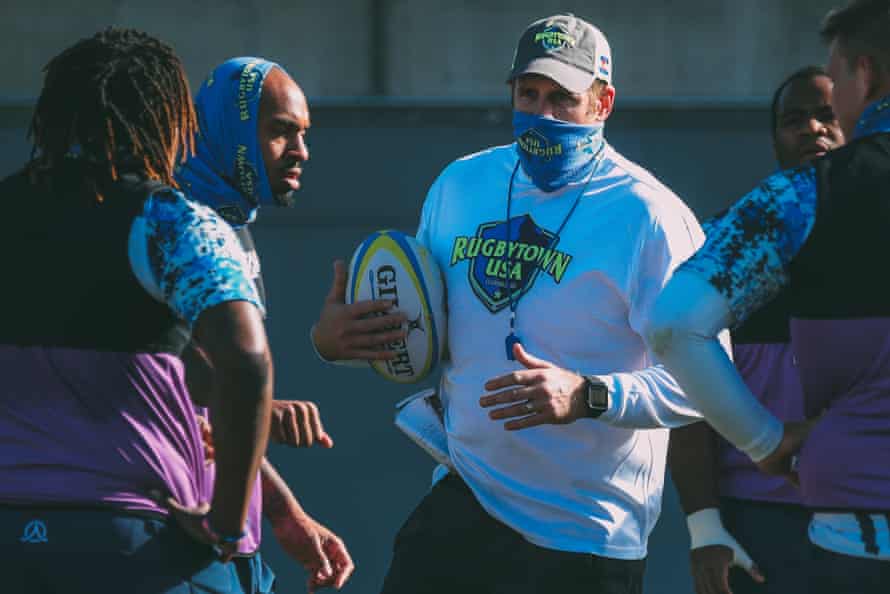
[586,378,608,416]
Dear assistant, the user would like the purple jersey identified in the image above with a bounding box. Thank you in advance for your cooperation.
[792,319,890,509]
[718,342,804,503]
[0,349,206,516]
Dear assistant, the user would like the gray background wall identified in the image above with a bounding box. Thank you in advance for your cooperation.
[1,1,837,592]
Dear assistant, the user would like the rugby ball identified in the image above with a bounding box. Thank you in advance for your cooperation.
[346,230,446,383]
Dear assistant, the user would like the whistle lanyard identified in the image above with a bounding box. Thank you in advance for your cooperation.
[503,152,602,360]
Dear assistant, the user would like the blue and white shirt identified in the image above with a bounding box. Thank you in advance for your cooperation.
[128,188,263,324]
[682,95,890,323]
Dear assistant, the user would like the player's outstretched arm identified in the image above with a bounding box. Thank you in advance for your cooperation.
[311,259,407,362]
[261,459,354,592]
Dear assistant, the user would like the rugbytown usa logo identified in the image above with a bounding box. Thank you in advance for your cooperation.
[450,215,573,313]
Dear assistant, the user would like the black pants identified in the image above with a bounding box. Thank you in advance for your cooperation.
[380,474,646,594]
[720,497,812,594]
[0,506,242,593]
[806,539,890,594]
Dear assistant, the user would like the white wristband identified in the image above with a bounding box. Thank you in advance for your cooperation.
[686,508,755,570]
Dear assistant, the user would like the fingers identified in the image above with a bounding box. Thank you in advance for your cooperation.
[279,404,301,446]
[745,564,765,584]
[350,311,407,333]
[326,537,355,589]
[273,401,335,449]
[325,260,348,305]
[511,342,552,370]
[309,542,354,591]
[730,547,765,583]
[692,559,732,594]
[347,325,407,347]
[347,299,401,318]
[298,403,314,448]
[344,348,405,362]
[489,400,545,422]
[482,370,543,393]
[306,407,334,449]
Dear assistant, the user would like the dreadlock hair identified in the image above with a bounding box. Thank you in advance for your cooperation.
[27,27,197,199]
[770,65,830,139]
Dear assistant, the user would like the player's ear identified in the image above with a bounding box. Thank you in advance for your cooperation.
[592,84,615,123]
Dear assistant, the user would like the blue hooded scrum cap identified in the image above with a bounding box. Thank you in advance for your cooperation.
[177,57,285,226]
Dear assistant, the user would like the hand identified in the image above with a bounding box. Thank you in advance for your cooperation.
[691,545,764,594]
[151,493,239,562]
[479,342,588,430]
[755,420,817,485]
[196,415,215,463]
[272,513,355,592]
[686,508,764,594]
[270,400,334,448]
[312,260,408,361]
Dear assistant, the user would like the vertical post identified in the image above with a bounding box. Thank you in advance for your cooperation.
[370,0,388,96]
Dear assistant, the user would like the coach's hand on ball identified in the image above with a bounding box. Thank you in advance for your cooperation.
[480,343,590,430]
[312,260,408,361]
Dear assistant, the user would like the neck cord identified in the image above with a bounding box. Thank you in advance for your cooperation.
[503,148,603,359]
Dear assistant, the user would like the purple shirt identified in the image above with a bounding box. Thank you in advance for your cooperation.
[792,318,890,509]
[0,349,206,516]
[717,342,804,503]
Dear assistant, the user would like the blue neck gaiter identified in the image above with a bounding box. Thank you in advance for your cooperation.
[512,110,605,192]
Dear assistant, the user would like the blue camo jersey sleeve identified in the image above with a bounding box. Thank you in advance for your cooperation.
[140,189,264,325]
[678,166,817,324]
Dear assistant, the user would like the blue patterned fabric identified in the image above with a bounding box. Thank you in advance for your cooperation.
[177,57,282,227]
[854,94,890,138]
[142,189,263,324]
[681,167,817,324]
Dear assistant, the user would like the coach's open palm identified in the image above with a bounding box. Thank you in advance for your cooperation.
[312,260,407,361]
[479,342,588,430]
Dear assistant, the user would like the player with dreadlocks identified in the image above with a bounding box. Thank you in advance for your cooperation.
[0,28,273,593]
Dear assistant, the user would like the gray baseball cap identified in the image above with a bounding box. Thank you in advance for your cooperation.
[508,14,612,93]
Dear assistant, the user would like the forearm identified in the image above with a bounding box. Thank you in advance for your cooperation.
[207,350,273,535]
[668,422,721,514]
[595,364,702,429]
[646,271,783,461]
[260,457,307,523]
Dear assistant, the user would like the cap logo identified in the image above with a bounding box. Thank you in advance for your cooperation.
[598,55,610,78]
[534,26,575,51]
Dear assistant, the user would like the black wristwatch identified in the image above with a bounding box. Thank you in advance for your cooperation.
[582,375,610,418]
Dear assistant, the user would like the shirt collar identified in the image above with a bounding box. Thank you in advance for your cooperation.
[854,94,890,138]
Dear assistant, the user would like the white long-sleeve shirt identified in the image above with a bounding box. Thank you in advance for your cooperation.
[416,143,705,558]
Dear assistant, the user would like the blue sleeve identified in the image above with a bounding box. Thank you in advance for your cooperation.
[679,166,817,325]
[138,189,264,325]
